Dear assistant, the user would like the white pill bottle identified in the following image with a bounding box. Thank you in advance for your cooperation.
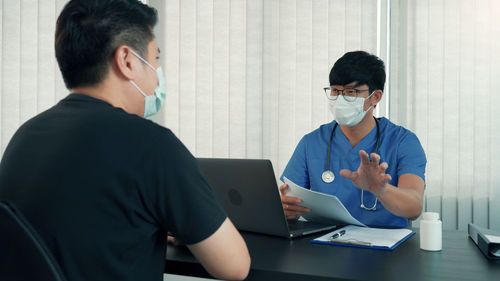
[419,212,442,251]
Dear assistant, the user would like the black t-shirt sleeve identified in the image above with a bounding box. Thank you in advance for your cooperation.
[144,129,227,245]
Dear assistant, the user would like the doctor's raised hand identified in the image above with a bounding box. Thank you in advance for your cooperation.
[339,150,392,197]
[279,183,311,220]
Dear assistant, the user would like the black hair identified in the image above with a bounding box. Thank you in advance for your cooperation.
[55,0,158,89]
[329,51,386,93]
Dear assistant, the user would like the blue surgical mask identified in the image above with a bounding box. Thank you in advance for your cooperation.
[129,50,166,118]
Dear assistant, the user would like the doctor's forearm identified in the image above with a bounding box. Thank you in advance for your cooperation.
[376,184,423,220]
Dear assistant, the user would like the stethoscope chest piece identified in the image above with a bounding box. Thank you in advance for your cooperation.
[322,170,335,183]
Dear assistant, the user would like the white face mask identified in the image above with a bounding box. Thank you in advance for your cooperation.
[328,93,374,127]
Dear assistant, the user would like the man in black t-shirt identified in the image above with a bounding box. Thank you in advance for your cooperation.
[0,1,250,280]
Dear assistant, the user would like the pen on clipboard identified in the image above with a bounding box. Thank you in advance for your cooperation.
[329,239,372,246]
[330,230,346,240]
[329,230,372,246]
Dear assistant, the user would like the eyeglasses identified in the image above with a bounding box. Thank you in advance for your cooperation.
[323,87,370,102]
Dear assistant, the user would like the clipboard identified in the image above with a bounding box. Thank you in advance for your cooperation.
[311,225,415,251]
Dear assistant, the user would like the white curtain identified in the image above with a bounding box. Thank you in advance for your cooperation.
[390,0,500,231]
[0,0,68,153]
[151,0,380,178]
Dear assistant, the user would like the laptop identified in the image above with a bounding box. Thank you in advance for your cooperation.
[197,158,337,238]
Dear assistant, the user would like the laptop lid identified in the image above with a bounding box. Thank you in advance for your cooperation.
[197,158,335,238]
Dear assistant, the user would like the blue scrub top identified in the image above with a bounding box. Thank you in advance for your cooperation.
[280,117,426,228]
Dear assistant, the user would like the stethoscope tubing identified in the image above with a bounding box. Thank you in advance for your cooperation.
[325,116,380,172]
[324,117,381,210]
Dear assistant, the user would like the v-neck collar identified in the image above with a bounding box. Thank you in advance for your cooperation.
[334,121,379,157]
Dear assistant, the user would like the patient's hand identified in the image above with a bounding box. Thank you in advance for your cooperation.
[279,183,311,220]
[167,235,183,246]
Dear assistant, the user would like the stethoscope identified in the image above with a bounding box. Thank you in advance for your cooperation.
[321,116,381,211]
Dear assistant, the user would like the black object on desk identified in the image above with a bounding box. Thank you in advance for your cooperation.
[197,158,336,238]
[468,223,500,260]
[166,229,500,281]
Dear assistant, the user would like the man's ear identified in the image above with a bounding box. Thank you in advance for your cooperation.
[371,89,383,106]
[113,45,137,80]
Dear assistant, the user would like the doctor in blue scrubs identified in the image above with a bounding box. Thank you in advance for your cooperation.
[280,51,426,228]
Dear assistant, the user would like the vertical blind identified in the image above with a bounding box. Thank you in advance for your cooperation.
[0,0,68,154]
[152,0,380,177]
[1,0,499,231]
[390,0,500,230]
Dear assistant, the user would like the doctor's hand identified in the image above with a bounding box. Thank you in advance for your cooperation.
[279,183,311,220]
[339,150,392,197]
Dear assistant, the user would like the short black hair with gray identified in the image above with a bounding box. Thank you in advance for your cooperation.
[55,0,158,89]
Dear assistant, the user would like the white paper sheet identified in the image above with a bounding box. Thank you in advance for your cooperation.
[485,234,500,257]
[485,234,500,244]
[283,177,365,226]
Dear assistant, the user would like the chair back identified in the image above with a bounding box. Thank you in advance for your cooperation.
[0,201,67,281]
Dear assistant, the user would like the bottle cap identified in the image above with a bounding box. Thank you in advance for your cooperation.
[422,212,439,220]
